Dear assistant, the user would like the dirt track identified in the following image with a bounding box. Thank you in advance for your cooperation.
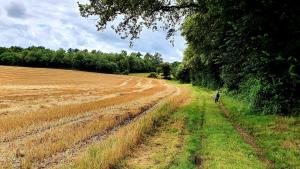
[0,66,179,168]
[219,103,274,168]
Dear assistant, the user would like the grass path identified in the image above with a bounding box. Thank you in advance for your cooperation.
[196,88,266,169]
[219,103,273,168]
[118,86,267,169]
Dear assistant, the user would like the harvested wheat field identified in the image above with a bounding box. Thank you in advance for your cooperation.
[0,66,186,169]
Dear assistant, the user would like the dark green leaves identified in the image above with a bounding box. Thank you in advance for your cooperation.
[180,0,300,115]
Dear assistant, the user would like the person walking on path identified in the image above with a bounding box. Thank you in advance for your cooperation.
[215,90,220,103]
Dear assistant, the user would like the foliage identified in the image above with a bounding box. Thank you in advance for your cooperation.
[160,63,171,79]
[144,53,164,72]
[121,70,129,75]
[0,46,164,74]
[179,1,300,115]
[80,0,300,115]
[170,61,180,79]
[175,64,190,83]
[148,72,158,78]
[78,0,202,44]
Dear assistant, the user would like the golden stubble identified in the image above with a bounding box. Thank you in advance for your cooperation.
[0,66,179,168]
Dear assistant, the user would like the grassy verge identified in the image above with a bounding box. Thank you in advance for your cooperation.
[66,88,189,169]
[222,95,300,168]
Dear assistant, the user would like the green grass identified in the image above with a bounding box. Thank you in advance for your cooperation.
[64,83,299,169]
[128,73,151,77]
[196,88,265,169]
[129,72,164,79]
[222,95,300,169]
[170,93,203,169]
[170,86,265,169]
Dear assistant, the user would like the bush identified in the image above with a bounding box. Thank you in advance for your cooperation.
[121,70,129,75]
[176,64,190,83]
[237,77,262,111]
[148,72,158,78]
[160,63,171,79]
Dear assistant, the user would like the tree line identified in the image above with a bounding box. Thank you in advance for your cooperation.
[78,0,299,115]
[174,1,299,116]
[0,46,164,74]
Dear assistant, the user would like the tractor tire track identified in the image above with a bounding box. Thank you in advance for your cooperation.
[219,103,274,168]
[33,87,180,169]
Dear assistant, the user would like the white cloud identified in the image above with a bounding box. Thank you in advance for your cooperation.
[176,48,184,58]
[0,0,186,62]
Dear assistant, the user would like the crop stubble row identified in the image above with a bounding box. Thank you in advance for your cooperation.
[0,66,177,168]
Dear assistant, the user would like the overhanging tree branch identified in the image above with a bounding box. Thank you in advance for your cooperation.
[78,0,203,45]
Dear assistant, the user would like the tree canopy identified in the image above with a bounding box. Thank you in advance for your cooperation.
[79,0,300,115]
[78,0,202,44]
[0,46,163,74]
[180,0,300,115]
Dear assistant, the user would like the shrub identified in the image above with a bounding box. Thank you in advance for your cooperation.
[160,63,171,79]
[176,64,190,83]
[121,70,129,75]
[148,72,158,78]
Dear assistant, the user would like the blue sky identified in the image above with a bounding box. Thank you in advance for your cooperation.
[0,0,186,62]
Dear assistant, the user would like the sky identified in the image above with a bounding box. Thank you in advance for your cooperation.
[0,0,186,62]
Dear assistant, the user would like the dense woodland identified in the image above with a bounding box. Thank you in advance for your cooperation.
[0,46,163,74]
[175,0,300,115]
[79,0,299,116]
